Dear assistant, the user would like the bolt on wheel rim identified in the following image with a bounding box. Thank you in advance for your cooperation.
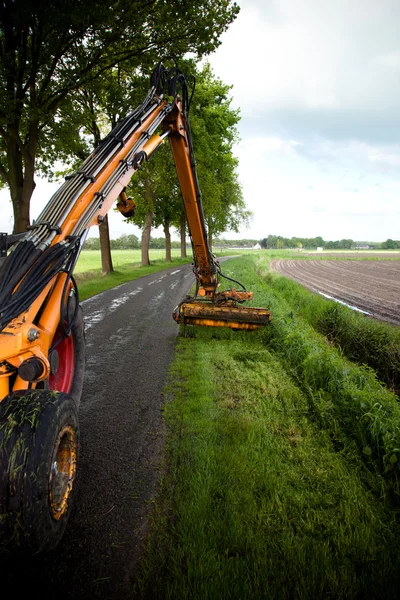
[49,425,77,520]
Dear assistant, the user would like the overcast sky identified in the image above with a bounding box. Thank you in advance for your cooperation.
[1,0,399,242]
[208,0,400,242]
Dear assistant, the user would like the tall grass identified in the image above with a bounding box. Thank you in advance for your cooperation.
[256,265,400,394]
[229,255,400,495]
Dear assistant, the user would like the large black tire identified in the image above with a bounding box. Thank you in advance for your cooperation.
[0,390,79,553]
[46,304,85,407]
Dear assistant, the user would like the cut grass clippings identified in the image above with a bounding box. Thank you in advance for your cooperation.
[137,254,400,599]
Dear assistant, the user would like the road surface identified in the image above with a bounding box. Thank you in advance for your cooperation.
[3,263,194,599]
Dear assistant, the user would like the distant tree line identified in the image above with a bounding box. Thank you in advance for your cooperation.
[83,234,183,251]
[260,235,400,250]
[84,233,400,252]
[214,238,259,247]
[260,235,326,249]
[380,239,400,249]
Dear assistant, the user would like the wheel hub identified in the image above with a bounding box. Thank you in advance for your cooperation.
[49,425,77,520]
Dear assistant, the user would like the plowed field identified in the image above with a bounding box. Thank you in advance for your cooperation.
[271,259,400,325]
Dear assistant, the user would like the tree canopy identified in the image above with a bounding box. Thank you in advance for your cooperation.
[189,63,251,242]
[0,0,239,231]
[126,61,250,253]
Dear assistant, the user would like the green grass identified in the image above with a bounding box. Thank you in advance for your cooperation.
[255,259,400,394]
[73,248,400,596]
[74,248,185,273]
[136,254,400,599]
[76,257,192,301]
[74,247,400,303]
[74,250,192,300]
[74,248,243,300]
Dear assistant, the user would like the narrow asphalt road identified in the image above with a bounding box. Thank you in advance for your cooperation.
[3,263,195,599]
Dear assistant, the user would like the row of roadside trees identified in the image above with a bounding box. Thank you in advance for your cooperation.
[0,1,249,273]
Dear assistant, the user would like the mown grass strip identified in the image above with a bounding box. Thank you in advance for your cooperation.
[139,330,400,598]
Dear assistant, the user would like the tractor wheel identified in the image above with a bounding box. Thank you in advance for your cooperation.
[47,304,85,407]
[0,389,79,553]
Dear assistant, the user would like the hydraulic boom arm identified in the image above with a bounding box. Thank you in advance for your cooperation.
[0,61,270,401]
[0,60,271,554]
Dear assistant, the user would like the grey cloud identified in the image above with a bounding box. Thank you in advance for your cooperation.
[241,107,400,146]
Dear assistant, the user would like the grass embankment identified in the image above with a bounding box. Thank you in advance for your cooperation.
[74,249,191,300]
[256,258,400,394]
[138,254,400,599]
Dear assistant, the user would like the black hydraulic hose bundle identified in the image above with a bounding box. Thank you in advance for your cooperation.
[0,238,81,333]
[0,241,41,303]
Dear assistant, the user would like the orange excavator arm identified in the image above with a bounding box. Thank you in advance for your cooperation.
[0,61,270,401]
[0,60,271,555]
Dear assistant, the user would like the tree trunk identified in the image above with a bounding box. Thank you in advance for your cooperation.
[90,124,115,276]
[141,210,152,266]
[141,174,154,266]
[7,125,37,233]
[207,220,213,252]
[164,220,172,262]
[180,212,187,258]
[99,215,114,275]
[11,182,32,233]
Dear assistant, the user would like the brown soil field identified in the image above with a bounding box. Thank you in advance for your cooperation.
[271,259,400,325]
[302,252,400,259]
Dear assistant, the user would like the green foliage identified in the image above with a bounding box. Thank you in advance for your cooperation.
[259,236,399,250]
[228,255,400,494]
[190,62,251,238]
[214,237,260,247]
[0,0,240,229]
[261,271,400,394]
[110,234,140,250]
[260,235,357,249]
[381,239,400,249]
[127,61,250,242]
[127,144,182,230]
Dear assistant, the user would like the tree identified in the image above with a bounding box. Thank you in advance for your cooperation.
[110,234,140,250]
[127,144,182,264]
[0,0,239,232]
[381,238,398,249]
[126,61,249,262]
[188,63,251,246]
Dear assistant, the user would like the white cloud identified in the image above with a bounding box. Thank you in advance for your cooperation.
[207,0,400,241]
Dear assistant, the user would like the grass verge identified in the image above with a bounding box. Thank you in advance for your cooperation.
[139,331,400,598]
[76,257,191,301]
[137,254,400,599]
[256,256,400,394]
